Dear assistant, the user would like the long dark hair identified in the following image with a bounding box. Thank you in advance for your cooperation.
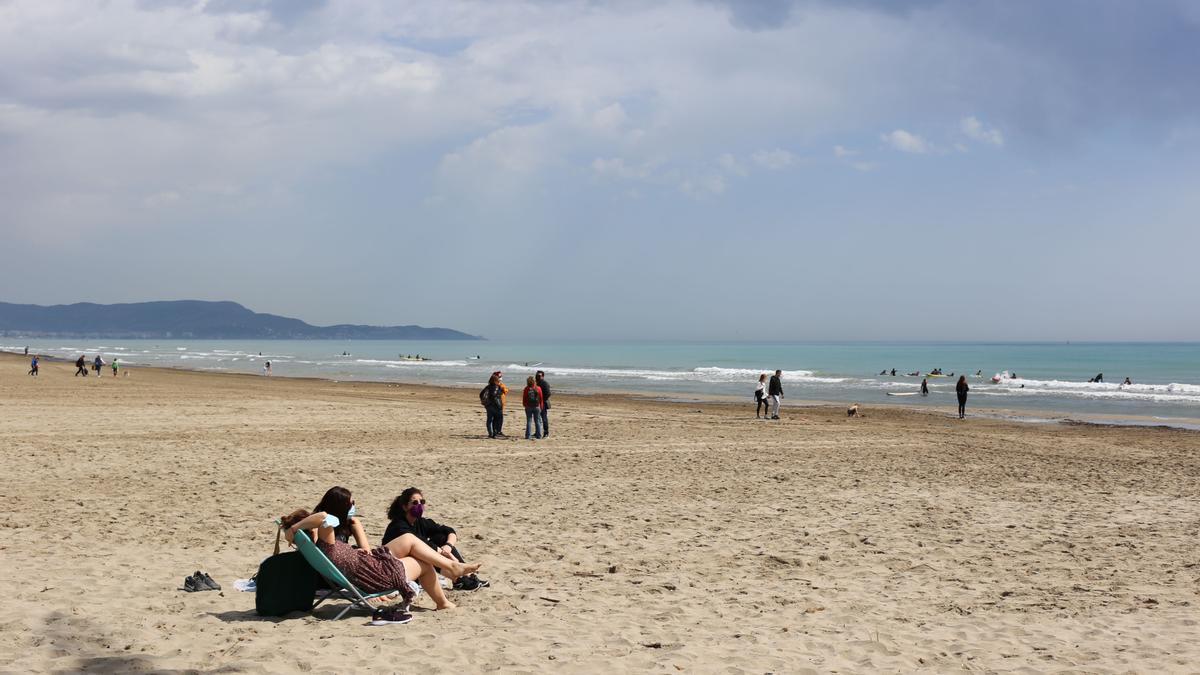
[313,486,353,538]
[387,487,422,521]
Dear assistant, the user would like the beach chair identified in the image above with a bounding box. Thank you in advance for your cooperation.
[282,522,407,620]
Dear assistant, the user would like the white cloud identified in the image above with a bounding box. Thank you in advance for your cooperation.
[592,157,652,180]
[833,145,858,158]
[881,129,930,154]
[717,153,748,176]
[679,173,727,197]
[751,148,796,170]
[960,116,1004,146]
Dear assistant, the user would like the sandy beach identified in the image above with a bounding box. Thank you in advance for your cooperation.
[1,352,1198,673]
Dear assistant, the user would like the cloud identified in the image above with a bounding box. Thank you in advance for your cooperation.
[960,116,1004,146]
[751,148,797,169]
[881,129,930,154]
[718,153,748,176]
[833,144,858,158]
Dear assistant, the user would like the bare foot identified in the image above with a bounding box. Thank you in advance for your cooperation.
[445,561,483,581]
[435,600,457,610]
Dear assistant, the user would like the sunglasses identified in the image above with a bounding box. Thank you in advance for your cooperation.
[410,499,427,505]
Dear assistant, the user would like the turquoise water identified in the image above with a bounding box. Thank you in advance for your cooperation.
[8,339,1199,422]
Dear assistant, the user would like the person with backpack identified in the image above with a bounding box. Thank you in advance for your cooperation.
[75,355,88,377]
[535,370,551,437]
[522,375,544,439]
[479,374,504,438]
[93,354,104,376]
[754,373,769,418]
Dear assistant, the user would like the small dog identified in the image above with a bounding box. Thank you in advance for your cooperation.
[847,404,860,417]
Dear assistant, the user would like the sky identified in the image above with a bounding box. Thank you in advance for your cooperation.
[1,0,1198,341]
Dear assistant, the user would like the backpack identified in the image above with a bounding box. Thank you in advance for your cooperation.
[524,387,540,408]
[480,385,495,407]
[254,550,322,617]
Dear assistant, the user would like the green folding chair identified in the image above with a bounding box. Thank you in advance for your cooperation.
[282,521,407,620]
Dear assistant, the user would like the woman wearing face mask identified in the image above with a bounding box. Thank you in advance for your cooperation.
[383,487,489,592]
[282,485,481,611]
[313,486,371,550]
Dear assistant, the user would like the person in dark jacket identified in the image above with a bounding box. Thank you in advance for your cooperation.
[920,378,929,396]
[480,374,504,438]
[767,369,783,419]
[75,355,88,377]
[535,370,551,437]
[955,375,969,419]
[383,487,488,591]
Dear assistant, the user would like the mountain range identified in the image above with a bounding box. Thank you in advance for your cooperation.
[0,301,481,340]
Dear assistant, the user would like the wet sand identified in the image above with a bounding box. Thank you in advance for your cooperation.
[1,353,1198,672]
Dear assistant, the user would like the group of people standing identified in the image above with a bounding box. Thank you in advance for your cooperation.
[753,370,784,419]
[479,370,551,439]
[71,354,120,377]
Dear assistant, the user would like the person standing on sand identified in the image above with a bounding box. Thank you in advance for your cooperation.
[75,355,88,377]
[956,375,969,419]
[112,358,120,377]
[535,370,551,437]
[754,374,769,418]
[522,376,544,440]
[480,374,504,438]
[29,355,39,376]
[493,371,509,437]
[768,369,783,420]
[93,355,104,376]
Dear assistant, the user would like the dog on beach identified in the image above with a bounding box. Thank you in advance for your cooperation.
[847,404,860,417]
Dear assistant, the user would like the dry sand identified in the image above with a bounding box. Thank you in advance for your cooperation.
[1,352,1198,673]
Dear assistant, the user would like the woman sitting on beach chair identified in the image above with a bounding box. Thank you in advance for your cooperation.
[281,486,481,611]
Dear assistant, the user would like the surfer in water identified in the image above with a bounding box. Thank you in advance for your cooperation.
[920,378,929,397]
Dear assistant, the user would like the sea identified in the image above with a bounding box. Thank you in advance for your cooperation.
[7,340,1200,428]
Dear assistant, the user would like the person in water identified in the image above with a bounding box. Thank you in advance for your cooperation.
[280,486,481,611]
[1123,377,1132,385]
[383,487,489,592]
[955,375,969,419]
[920,378,929,396]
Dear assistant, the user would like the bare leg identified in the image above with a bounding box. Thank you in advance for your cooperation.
[385,533,480,580]
[399,557,456,610]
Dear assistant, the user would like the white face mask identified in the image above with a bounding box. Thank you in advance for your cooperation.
[347,504,357,518]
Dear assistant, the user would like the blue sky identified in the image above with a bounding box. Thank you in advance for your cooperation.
[1,0,1197,340]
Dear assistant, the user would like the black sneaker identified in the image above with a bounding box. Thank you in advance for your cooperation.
[453,576,480,592]
[183,575,201,592]
[200,572,221,591]
[368,607,414,626]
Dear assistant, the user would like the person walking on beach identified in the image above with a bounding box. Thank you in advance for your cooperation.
[75,355,88,377]
[263,360,272,376]
[522,376,544,439]
[29,355,38,376]
[480,374,504,438]
[768,369,783,420]
[93,355,104,376]
[920,378,929,397]
[112,358,120,377]
[955,375,969,419]
[754,374,769,418]
[535,370,551,438]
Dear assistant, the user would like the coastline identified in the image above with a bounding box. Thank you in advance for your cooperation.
[3,351,1199,671]
[7,349,1197,432]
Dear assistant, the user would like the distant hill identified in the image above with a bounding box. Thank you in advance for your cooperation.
[0,301,482,340]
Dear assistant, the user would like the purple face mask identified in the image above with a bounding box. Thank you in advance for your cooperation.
[408,503,425,518]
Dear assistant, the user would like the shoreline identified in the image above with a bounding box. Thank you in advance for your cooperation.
[4,347,1199,671]
[7,350,1197,432]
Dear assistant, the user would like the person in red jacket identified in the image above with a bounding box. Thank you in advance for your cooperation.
[522,375,544,439]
